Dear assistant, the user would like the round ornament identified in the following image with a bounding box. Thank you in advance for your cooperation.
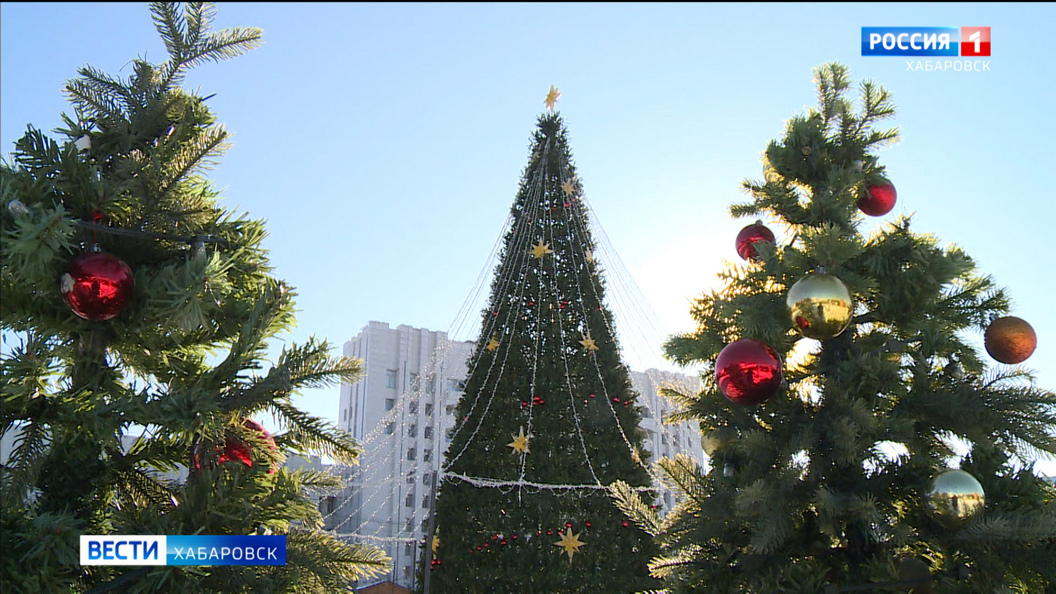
[193,419,278,474]
[984,316,1037,364]
[735,222,775,261]
[897,557,933,593]
[715,339,783,405]
[787,273,853,340]
[925,469,985,529]
[857,181,897,216]
[60,252,135,321]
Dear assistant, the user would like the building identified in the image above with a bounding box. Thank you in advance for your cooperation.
[328,321,703,591]
[330,322,474,590]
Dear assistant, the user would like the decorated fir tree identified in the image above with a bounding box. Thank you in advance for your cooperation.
[0,3,388,591]
[428,89,660,593]
[613,63,1056,592]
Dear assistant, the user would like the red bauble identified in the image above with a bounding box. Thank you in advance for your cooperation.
[984,316,1037,364]
[735,222,775,261]
[856,182,897,216]
[60,252,135,320]
[193,419,278,474]
[714,339,783,405]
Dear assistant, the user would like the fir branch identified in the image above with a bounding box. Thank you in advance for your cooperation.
[656,454,709,508]
[268,400,362,466]
[0,422,50,506]
[65,65,130,125]
[611,480,664,536]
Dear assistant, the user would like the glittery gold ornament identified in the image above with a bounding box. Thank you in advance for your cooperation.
[787,273,853,340]
[925,469,985,529]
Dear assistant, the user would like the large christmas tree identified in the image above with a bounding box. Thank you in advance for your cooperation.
[428,90,659,593]
[614,63,1056,592]
[0,3,387,592]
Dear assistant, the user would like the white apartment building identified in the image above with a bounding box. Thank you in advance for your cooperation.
[328,321,703,591]
[328,322,474,590]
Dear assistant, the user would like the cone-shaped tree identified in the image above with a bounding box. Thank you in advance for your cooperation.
[1,3,388,591]
[613,63,1056,593]
[428,107,659,592]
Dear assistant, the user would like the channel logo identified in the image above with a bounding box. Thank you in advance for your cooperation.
[80,535,286,566]
[862,27,990,56]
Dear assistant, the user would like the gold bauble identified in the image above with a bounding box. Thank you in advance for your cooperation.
[925,469,985,529]
[786,273,853,340]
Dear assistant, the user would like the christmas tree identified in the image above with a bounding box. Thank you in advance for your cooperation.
[613,63,1056,592]
[428,89,659,593]
[0,3,388,591]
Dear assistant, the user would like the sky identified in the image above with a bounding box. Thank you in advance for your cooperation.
[2,2,1054,472]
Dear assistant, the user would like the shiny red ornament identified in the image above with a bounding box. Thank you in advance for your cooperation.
[856,182,897,216]
[60,252,135,321]
[735,222,775,261]
[193,418,278,474]
[715,339,783,405]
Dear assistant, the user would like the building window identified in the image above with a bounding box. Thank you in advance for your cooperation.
[403,566,412,580]
[424,426,433,440]
[445,404,456,415]
[426,375,436,395]
[425,403,433,416]
[407,448,416,461]
[447,378,459,391]
[409,400,418,414]
[422,496,429,509]
[420,519,428,532]
[410,372,418,387]
[408,424,418,438]
[385,423,395,435]
[405,493,413,507]
[404,542,414,556]
[387,369,398,389]
[404,518,414,532]
[423,450,432,462]
[385,398,395,411]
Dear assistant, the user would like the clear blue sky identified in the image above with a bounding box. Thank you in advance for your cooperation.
[3,3,1054,471]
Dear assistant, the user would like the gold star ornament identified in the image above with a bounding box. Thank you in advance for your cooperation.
[486,337,500,352]
[544,85,561,111]
[554,529,585,561]
[508,427,530,454]
[579,334,599,352]
[561,178,577,197]
[530,240,554,259]
[432,535,440,553]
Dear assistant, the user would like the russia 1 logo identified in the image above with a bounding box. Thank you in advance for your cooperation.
[961,27,990,56]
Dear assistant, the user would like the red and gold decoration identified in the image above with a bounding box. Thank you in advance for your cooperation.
[554,528,586,561]
[714,339,783,405]
[735,221,775,261]
[786,272,853,340]
[984,315,1037,364]
[925,469,985,529]
[193,418,278,474]
[856,181,897,216]
[60,251,135,321]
